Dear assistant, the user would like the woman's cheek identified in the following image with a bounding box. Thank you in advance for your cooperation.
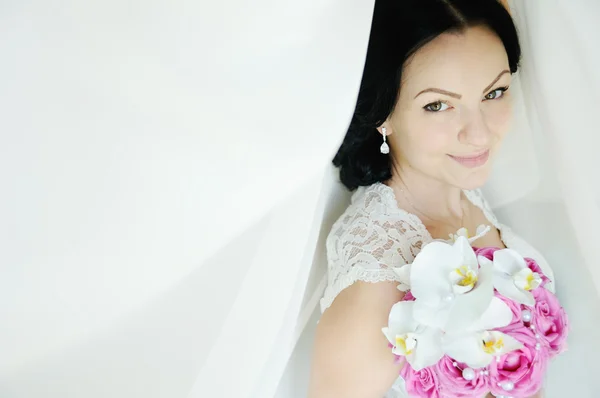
[483,98,513,131]
[396,109,461,156]
[414,123,458,156]
[421,115,462,146]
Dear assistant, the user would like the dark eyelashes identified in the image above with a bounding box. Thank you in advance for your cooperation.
[484,86,510,100]
[423,101,449,112]
[423,86,511,112]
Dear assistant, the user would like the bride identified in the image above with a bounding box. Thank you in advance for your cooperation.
[309,0,553,397]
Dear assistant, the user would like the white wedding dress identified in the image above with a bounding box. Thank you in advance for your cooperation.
[2,1,599,397]
[320,183,556,397]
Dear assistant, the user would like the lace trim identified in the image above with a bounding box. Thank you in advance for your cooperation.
[464,188,502,230]
[365,184,431,238]
[319,267,403,313]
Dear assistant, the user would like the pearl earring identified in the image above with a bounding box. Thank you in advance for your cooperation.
[380,127,390,154]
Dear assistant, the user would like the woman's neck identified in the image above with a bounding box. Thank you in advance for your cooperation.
[386,166,465,223]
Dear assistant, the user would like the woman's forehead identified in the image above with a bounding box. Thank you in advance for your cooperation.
[400,26,510,95]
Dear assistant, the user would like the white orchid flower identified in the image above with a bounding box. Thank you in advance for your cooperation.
[479,248,542,306]
[443,330,524,369]
[448,224,491,244]
[392,225,491,292]
[410,236,500,333]
[393,263,411,292]
[441,297,522,368]
[382,301,444,371]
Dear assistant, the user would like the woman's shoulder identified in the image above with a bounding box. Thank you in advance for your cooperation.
[327,183,429,258]
[332,182,425,231]
[320,184,430,312]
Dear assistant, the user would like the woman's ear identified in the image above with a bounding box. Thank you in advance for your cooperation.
[376,124,391,137]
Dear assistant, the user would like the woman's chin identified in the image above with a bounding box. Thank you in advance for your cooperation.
[452,167,492,191]
[441,154,495,191]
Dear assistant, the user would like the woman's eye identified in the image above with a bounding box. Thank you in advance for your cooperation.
[484,87,509,100]
[424,101,450,112]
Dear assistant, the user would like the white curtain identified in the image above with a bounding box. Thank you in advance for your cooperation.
[0,1,598,397]
[0,0,372,397]
[509,0,600,292]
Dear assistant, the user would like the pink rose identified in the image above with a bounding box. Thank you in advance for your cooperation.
[403,290,416,301]
[532,287,569,356]
[434,356,489,398]
[400,364,441,398]
[524,257,551,288]
[489,324,548,397]
[474,246,497,260]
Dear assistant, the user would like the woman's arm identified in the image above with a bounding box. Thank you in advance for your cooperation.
[309,280,544,398]
[308,281,404,398]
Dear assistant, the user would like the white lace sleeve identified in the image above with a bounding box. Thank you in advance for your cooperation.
[319,185,430,313]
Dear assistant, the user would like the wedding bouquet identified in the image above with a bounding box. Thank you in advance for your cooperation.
[383,236,569,398]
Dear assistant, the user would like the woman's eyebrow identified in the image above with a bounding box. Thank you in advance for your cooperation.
[482,69,510,93]
[414,88,462,99]
[414,69,511,99]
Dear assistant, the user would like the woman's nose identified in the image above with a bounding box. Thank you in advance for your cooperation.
[458,110,492,147]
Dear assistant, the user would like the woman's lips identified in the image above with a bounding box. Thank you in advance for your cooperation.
[448,150,490,168]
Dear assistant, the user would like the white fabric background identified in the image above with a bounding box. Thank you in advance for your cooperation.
[1,1,373,396]
[0,1,598,397]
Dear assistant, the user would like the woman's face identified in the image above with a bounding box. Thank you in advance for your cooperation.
[385,25,513,190]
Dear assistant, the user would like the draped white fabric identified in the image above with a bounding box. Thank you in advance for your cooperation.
[0,1,372,397]
[0,1,598,398]
[508,0,600,294]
